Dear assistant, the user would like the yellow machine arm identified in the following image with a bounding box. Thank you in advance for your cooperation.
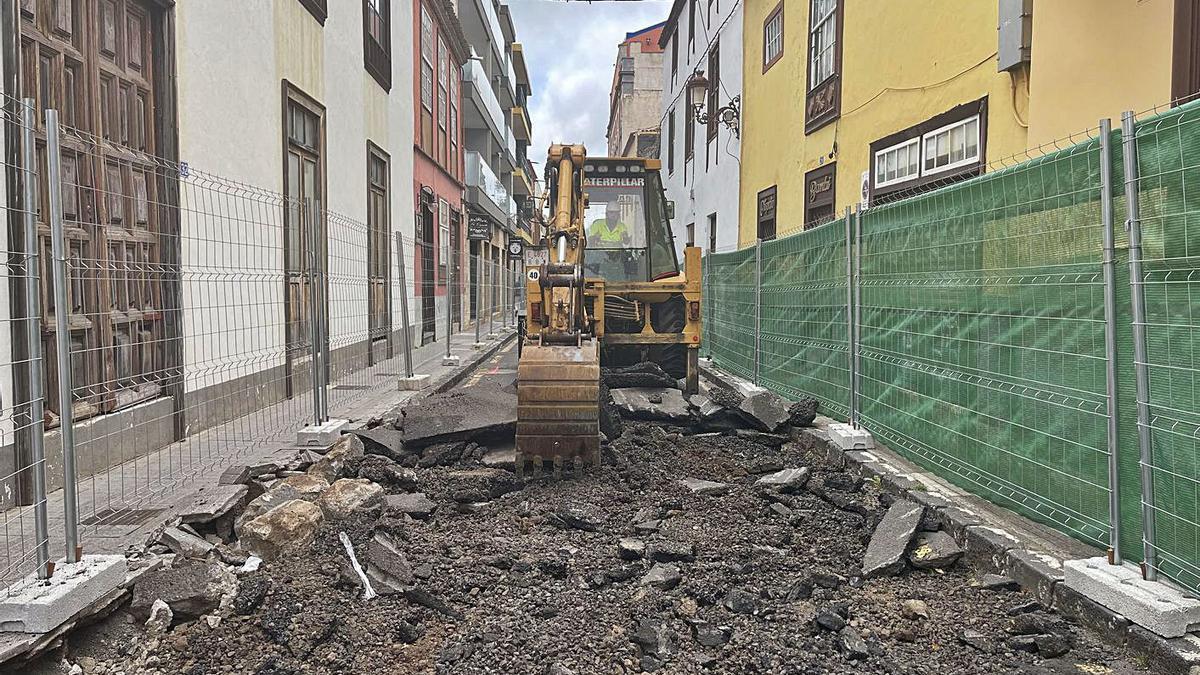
[515,144,601,476]
[539,143,590,341]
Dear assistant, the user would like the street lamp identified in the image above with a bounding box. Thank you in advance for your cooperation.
[686,70,741,138]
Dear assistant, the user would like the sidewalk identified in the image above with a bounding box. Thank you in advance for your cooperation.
[1,319,517,589]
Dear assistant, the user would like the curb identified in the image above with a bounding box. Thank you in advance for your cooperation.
[425,329,516,397]
[702,361,1200,675]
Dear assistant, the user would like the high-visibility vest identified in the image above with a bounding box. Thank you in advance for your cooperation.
[590,218,628,243]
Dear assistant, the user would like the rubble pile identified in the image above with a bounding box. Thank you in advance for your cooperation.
[34,380,1141,675]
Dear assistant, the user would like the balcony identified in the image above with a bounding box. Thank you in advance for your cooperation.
[512,43,530,90]
[465,150,511,226]
[513,166,533,197]
[462,58,506,142]
[512,106,531,142]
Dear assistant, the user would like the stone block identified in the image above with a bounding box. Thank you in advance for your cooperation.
[827,423,874,450]
[296,418,350,447]
[397,374,431,391]
[0,555,125,633]
[1064,557,1200,638]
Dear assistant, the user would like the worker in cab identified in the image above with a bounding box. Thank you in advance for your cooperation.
[589,202,630,247]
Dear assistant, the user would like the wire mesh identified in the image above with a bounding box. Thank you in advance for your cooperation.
[1129,100,1200,591]
[48,118,318,534]
[0,97,52,594]
[857,134,1113,549]
[759,219,851,419]
[704,246,756,382]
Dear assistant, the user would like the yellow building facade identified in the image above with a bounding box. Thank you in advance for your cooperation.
[738,0,1180,247]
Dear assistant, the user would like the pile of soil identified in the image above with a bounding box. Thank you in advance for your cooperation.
[39,423,1149,675]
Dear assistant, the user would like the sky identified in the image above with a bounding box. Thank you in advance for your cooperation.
[507,0,672,174]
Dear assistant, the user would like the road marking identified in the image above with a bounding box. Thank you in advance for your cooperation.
[463,340,516,388]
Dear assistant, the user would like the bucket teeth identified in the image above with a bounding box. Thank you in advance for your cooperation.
[514,449,601,481]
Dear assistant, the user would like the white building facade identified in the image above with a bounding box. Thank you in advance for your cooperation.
[658,0,742,255]
[0,0,417,503]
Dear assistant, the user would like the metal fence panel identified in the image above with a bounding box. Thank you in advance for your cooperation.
[759,220,851,419]
[1130,102,1200,590]
[857,138,1114,549]
[704,246,757,382]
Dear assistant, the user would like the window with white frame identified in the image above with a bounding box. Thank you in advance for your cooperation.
[809,0,836,89]
[763,3,784,71]
[923,115,980,174]
[874,137,920,188]
[869,101,986,202]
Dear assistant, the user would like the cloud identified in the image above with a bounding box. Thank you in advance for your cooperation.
[507,0,671,173]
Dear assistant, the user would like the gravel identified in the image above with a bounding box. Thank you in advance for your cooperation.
[41,419,1151,675]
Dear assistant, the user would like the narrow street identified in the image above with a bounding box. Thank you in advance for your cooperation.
[28,346,1152,675]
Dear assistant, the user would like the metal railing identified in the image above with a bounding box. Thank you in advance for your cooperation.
[0,103,517,596]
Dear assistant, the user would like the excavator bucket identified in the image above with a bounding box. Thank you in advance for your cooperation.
[515,340,601,478]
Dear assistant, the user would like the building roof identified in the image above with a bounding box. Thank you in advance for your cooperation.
[657,0,687,48]
[622,20,667,53]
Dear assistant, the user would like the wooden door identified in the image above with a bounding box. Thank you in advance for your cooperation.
[21,0,168,423]
[366,148,390,362]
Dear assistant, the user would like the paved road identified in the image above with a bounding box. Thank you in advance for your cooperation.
[459,337,518,390]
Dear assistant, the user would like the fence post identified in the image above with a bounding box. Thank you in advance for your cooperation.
[394,232,414,378]
[1122,110,1157,581]
[1099,118,1122,564]
[304,198,323,425]
[488,256,496,338]
[849,206,859,425]
[445,242,454,360]
[853,205,863,429]
[753,238,762,385]
[22,99,50,578]
[845,207,856,425]
[474,251,482,346]
[45,109,80,564]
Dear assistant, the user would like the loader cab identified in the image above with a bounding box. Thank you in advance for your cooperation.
[581,158,679,282]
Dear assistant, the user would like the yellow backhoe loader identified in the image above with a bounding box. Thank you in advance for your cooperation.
[515,144,703,476]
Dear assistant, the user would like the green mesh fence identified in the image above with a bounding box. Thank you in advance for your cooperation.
[1131,103,1200,590]
[700,101,1200,594]
[759,221,851,419]
[857,139,1113,550]
[705,246,757,382]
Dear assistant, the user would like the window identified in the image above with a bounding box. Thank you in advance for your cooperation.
[671,35,678,81]
[763,2,784,72]
[449,54,460,178]
[685,102,695,162]
[438,37,448,167]
[363,0,391,90]
[688,0,695,52]
[419,5,434,153]
[923,116,980,174]
[298,0,327,24]
[869,98,987,203]
[874,137,920,188]
[808,0,836,89]
[707,212,717,252]
[367,145,391,351]
[706,41,720,143]
[757,186,777,241]
[804,0,842,132]
[438,199,450,283]
[667,107,675,174]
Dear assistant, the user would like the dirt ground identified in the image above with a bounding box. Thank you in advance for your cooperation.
[26,412,1154,675]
